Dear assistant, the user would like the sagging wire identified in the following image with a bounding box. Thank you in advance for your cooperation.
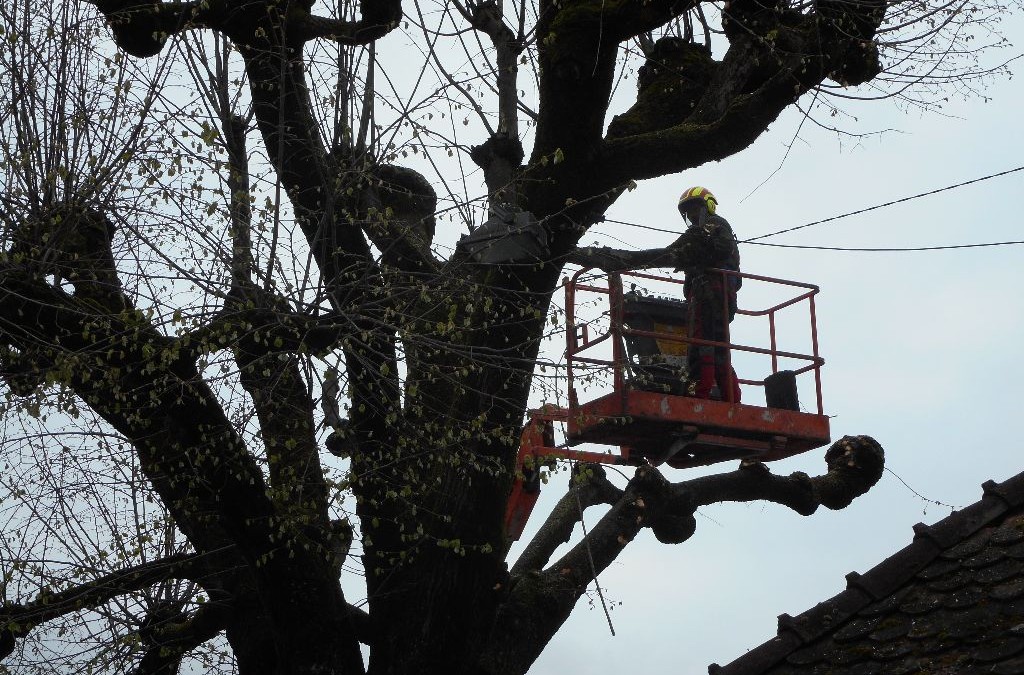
[597,165,1024,252]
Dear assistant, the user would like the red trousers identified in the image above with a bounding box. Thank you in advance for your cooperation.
[688,279,741,403]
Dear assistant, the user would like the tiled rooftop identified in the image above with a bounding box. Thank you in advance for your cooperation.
[711,472,1024,675]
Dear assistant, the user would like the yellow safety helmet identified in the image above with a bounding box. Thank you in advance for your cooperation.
[677,186,717,216]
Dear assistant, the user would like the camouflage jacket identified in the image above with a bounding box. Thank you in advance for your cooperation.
[675,213,741,295]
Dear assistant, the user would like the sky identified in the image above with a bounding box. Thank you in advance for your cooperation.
[3,3,1020,673]
[517,15,1024,675]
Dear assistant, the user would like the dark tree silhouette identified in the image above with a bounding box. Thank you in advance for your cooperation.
[0,0,1009,673]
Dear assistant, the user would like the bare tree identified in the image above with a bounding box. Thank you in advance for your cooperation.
[0,0,1013,672]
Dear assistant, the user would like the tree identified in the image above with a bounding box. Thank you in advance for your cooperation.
[0,0,1012,672]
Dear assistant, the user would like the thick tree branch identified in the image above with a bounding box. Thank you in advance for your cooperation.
[223,112,255,288]
[527,0,695,165]
[0,264,269,552]
[684,436,886,514]
[133,601,230,675]
[607,38,718,139]
[602,0,701,42]
[240,39,404,596]
[232,287,333,532]
[0,554,201,660]
[183,301,353,362]
[464,2,520,139]
[598,1,884,185]
[0,263,365,674]
[481,466,671,675]
[530,0,620,164]
[0,209,268,556]
[510,465,623,575]
[483,436,884,674]
[89,0,211,58]
[345,603,374,645]
[93,0,405,466]
[88,0,402,59]
[360,163,441,273]
[566,224,719,271]
[598,70,803,184]
[218,106,333,537]
[296,5,403,45]
[241,46,371,268]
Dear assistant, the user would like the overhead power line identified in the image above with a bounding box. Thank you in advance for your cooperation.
[746,240,1024,252]
[598,165,1024,251]
[743,165,1024,242]
[601,218,680,235]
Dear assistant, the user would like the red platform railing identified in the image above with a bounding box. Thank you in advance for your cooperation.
[564,267,825,414]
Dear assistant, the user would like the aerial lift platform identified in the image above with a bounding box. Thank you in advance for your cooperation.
[505,267,831,540]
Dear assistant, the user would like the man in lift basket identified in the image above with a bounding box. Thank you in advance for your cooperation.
[674,186,742,403]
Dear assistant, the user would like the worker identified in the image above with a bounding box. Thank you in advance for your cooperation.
[674,186,742,402]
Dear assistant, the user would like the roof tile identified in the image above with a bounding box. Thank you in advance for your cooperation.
[926,568,973,592]
[943,605,996,641]
[869,640,914,661]
[962,547,1007,569]
[992,579,1024,602]
[843,660,884,674]
[970,636,1024,664]
[784,640,830,666]
[992,519,1024,546]
[942,529,993,560]
[833,616,881,644]
[918,635,960,655]
[827,644,871,666]
[1007,542,1024,560]
[984,476,1024,508]
[856,586,911,617]
[991,655,1024,674]
[777,589,871,644]
[920,495,1009,549]
[850,540,940,601]
[906,612,944,640]
[916,557,961,581]
[943,586,987,609]
[867,614,912,642]
[885,656,926,674]
[1000,598,1024,619]
[975,558,1021,585]
[899,587,946,615]
[709,632,803,675]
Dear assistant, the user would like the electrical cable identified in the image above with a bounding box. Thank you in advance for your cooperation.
[746,240,1024,252]
[598,165,1024,251]
[602,219,681,235]
[743,165,1024,242]
[572,474,617,637]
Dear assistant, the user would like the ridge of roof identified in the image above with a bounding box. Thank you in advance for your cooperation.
[708,468,1024,675]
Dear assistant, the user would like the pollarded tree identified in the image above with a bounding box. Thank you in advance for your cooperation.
[0,0,1012,673]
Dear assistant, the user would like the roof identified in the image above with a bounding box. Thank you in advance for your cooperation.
[709,470,1024,675]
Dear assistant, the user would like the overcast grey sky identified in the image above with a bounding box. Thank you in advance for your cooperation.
[519,13,1024,673]
[4,3,1019,672]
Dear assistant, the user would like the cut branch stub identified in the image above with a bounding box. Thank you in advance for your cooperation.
[91,0,404,56]
[815,435,886,510]
[471,133,526,203]
[91,0,187,57]
[607,38,716,139]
